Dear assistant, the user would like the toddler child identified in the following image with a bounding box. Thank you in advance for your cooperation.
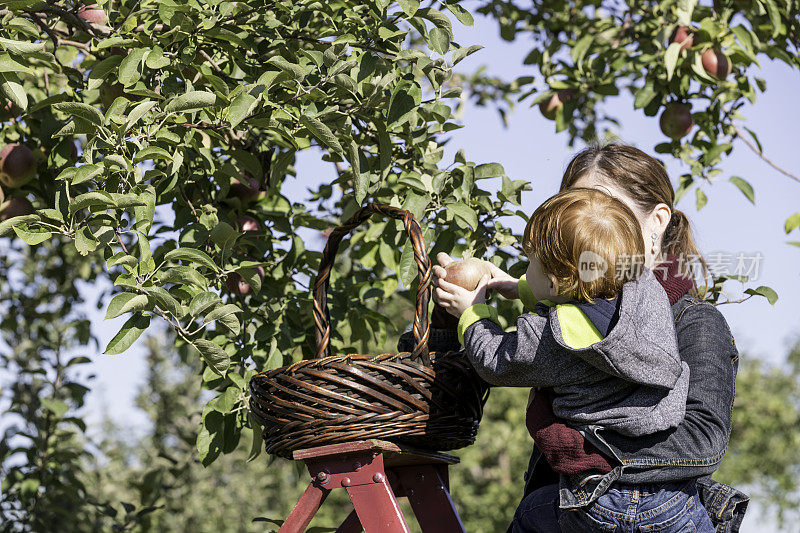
[435,188,713,532]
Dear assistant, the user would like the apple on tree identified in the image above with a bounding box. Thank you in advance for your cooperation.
[0,144,37,189]
[226,267,265,296]
[237,215,261,233]
[701,48,732,80]
[0,196,34,222]
[229,174,261,203]
[539,89,577,121]
[659,103,694,140]
[78,3,107,25]
[669,26,694,50]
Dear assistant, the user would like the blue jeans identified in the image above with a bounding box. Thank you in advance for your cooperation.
[512,481,715,532]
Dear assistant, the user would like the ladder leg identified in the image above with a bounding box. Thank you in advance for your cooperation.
[394,465,465,533]
[346,480,410,533]
[336,509,363,533]
[279,482,330,533]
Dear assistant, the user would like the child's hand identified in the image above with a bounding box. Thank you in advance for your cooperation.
[435,273,491,318]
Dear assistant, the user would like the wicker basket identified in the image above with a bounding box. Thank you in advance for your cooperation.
[249,202,489,458]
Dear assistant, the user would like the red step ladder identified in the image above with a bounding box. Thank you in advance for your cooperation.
[279,440,466,533]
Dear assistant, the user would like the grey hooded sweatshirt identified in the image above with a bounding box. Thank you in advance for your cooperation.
[462,267,690,437]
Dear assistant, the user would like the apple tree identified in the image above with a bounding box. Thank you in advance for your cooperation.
[1,1,799,522]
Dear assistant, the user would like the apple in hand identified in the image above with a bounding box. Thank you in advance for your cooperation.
[444,257,492,291]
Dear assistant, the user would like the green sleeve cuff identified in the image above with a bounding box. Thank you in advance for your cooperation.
[518,274,555,311]
[457,304,500,345]
[519,274,538,311]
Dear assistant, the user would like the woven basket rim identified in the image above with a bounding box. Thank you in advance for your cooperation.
[251,350,466,379]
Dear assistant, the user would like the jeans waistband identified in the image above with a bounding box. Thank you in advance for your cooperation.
[610,480,694,494]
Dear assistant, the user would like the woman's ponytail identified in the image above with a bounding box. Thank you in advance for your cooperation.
[663,209,710,287]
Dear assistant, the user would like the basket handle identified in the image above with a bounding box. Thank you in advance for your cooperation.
[313,202,432,365]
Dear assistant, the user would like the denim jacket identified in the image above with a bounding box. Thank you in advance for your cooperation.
[398,294,749,532]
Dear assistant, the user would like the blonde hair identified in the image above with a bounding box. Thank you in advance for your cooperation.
[560,143,709,290]
[522,188,645,302]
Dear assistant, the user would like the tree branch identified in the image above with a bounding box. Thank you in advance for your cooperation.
[733,124,800,184]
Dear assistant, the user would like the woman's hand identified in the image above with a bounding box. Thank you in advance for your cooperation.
[485,262,520,300]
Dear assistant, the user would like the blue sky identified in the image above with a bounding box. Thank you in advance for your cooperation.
[80,10,798,529]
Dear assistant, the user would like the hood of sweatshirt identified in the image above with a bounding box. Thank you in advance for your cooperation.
[547,267,682,389]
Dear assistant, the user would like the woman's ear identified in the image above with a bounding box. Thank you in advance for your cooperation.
[547,274,559,297]
[649,203,672,251]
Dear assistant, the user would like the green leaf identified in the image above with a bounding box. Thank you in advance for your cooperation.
[784,213,800,234]
[164,91,217,114]
[192,339,230,376]
[0,73,27,110]
[133,146,173,164]
[397,0,419,17]
[664,42,683,81]
[729,176,755,204]
[118,48,148,87]
[449,202,478,229]
[160,266,209,289]
[40,398,69,417]
[451,45,483,66]
[190,292,222,317]
[69,191,116,213]
[236,267,263,295]
[397,238,417,287]
[164,248,219,271]
[104,314,151,355]
[473,162,505,179]
[267,56,309,79]
[52,102,105,126]
[0,37,44,55]
[444,3,474,26]
[0,214,37,236]
[695,188,707,210]
[428,27,450,55]
[75,226,99,255]
[228,91,258,128]
[0,53,35,75]
[744,285,778,305]
[12,225,51,245]
[124,100,157,131]
[106,293,151,319]
[346,140,367,203]
[634,81,658,109]
[72,164,104,185]
[148,286,185,318]
[300,115,343,153]
[571,35,593,66]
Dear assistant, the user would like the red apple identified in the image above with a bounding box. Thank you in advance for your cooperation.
[659,103,693,140]
[669,26,694,51]
[229,174,260,203]
[226,267,265,296]
[539,89,577,121]
[444,258,492,291]
[701,49,731,80]
[0,144,37,188]
[78,3,108,25]
[0,197,34,222]
[237,215,260,232]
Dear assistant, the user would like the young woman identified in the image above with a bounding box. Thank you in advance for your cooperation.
[403,143,749,532]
